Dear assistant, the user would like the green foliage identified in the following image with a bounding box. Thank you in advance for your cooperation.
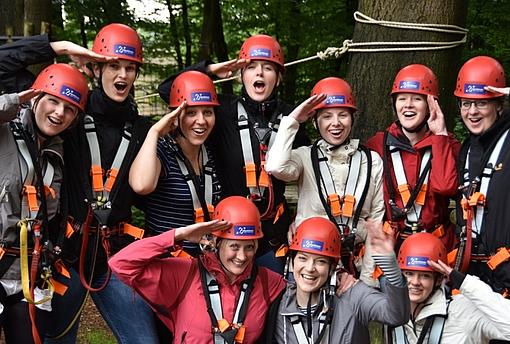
[83,329,116,344]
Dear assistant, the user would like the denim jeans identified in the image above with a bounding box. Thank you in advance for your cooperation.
[45,267,158,344]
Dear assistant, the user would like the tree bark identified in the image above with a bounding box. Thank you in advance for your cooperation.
[281,0,301,105]
[199,0,232,94]
[166,0,183,69]
[346,0,468,141]
[1,0,24,37]
[181,0,192,66]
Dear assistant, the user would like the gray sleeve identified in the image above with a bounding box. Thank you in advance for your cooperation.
[372,253,406,287]
[0,93,20,123]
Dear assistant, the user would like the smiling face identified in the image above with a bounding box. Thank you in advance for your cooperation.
[33,94,79,137]
[394,93,429,133]
[178,106,215,146]
[316,107,352,146]
[218,239,257,281]
[459,98,500,135]
[403,270,438,307]
[94,60,138,103]
[241,60,279,102]
[293,251,332,295]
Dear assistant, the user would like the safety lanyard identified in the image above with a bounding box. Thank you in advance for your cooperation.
[389,147,431,224]
[463,129,509,236]
[84,115,132,208]
[237,102,281,198]
[199,259,255,344]
[174,142,214,222]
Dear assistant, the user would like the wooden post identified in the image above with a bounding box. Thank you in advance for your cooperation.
[24,21,34,37]
[5,26,14,43]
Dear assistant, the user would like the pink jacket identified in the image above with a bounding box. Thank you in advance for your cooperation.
[109,230,286,343]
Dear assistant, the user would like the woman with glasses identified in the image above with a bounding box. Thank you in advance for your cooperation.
[453,56,510,301]
[366,64,460,252]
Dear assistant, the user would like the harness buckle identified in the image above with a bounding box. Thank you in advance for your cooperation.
[90,165,104,192]
[415,183,428,206]
[23,185,39,212]
[341,194,356,218]
[397,183,411,205]
[487,247,510,270]
[327,194,342,217]
[468,192,485,207]
[244,163,257,188]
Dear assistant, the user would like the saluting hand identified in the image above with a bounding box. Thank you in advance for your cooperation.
[151,101,187,137]
[289,93,327,123]
[427,95,448,136]
[174,220,231,243]
[485,86,510,96]
[207,58,250,79]
[18,89,42,104]
[428,259,453,277]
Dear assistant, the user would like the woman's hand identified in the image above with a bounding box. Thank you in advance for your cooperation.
[151,101,187,137]
[428,259,453,276]
[336,270,358,296]
[427,95,448,136]
[174,220,231,243]
[367,220,395,255]
[50,41,117,77]
[206,58,250,78]
[289,93,327,123]
[485,86,510,96]
[17,89,42,103]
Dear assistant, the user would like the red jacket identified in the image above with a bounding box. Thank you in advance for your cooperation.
[366,122,460,250]
[109,230,286,343]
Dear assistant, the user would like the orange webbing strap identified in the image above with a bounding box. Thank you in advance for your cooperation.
[415,183,428,206]
[90,165,103,192]
[170,249,193,259]
[451,288,461,296]
[235,324,246,343]
[487,247,510,270]
[50,278,69,296]
[217,318,230,332]
[341,194,356,218]
[397,184,411,205]
[194,204,215,223]
[121,223,145,239]
[44,185,56,199]
[258,161,270,188]
[328,194,342,217]
[245,163,257,188]
[273,202,285,224]
[275,245,288,257]
[447,248,458,267]
[468,192,485,207]
[23,185,39,212]
[65,222,74,238]
[431,225,445,238]
[104,168,119,193]
[0,247,4,260]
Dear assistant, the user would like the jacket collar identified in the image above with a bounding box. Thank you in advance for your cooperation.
[414,286,448,322]
[318,138,359,157]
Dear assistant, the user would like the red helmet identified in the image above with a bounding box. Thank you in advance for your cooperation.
[397,232,446,272]
[311,77,357,111]
[289,217,340,263]
[169,71,219,108]
[391,64,439,98]
[92,23,143,64]
[454,56,505,99]
[238,34,284,71]
[212,196,263,240]
[32,63,88,111]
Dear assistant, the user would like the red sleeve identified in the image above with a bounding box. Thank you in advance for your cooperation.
[428,134,461,196]
[108,230,195,311]
[365,132,384,156]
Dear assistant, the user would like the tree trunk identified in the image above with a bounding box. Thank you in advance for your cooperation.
[346,0,468,141]
[24,0,52,35]
[281,0,301,105]
[1,0,24,38]
[166,0,183,69]
[181,0,192,66]
[199,0,232,94]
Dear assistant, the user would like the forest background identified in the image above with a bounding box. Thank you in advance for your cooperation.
[0,0,509,342]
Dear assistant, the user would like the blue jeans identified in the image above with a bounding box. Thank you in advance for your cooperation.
[45,267,158,344]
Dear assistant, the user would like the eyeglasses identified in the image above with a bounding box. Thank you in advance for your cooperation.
[458,99,490,110]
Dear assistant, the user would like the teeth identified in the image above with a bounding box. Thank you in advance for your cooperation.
[192,128,206,134]
[403,112,416,116]
[301,274,316,281]
[48,116,62,125]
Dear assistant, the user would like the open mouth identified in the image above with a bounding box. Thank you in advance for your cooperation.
[114,82,128,92]
[48,116,63,125]
[301,274,318,282]
[468,117,482,124]
[253,80,266,92]
[402,111,417,118]
[191,128,207,135]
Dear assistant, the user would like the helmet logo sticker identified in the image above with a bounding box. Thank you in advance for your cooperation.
[325,95,346,105]
[114,44,137,58]
[301,239,324,252]
[60,85,82,104]
[464,83,486,95]
[250,48,272,58]
[399,80,420,90]
[234,225,256,236]
[191,92,212,103]
[406,256,429,268]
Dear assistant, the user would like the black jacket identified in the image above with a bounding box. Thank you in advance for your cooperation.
[159,63,310,253]
[457,110,510,293]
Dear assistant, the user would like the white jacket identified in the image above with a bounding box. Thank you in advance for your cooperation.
[266,116,384,283]
[397,275,510,343]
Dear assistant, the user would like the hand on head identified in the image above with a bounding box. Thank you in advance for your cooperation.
[426,95,448,136]
[152,101,187,137]
[289,93,327,123]
[366,220,395,255]
[17,89,42,104]
[427,259,452,277]
[174,219,231,243]
[485,86,510,96]
[207,58,250,79]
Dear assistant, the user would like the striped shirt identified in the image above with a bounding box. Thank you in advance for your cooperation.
[144,136,222,251]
